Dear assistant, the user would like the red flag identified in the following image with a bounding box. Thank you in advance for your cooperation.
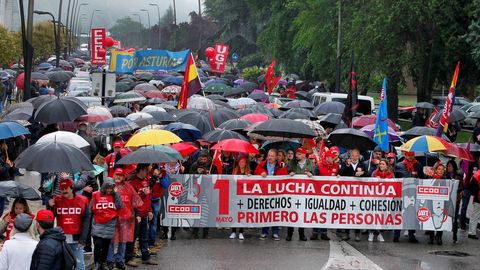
[212,150,223,174]
[425,107,439,129]
[265,59,281,94]
[318,139,325,165]
[436,61,460,136]
[178,53,202,109]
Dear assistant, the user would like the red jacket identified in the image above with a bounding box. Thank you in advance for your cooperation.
[92,191,117,224]
[128,175,152,217]
[254,161,288,176]
[53,195,89,235]
[318,161,339,176]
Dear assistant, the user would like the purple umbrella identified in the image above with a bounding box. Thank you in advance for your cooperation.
[360,124,401,142]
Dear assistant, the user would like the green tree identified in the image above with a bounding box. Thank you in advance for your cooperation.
[0,26,21,65]
[109,17,146,48]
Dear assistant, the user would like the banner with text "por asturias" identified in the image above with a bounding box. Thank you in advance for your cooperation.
[160,175,458,231]
[109,49,190,73]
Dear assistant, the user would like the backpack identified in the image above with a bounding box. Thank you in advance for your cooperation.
[62,240,77,270]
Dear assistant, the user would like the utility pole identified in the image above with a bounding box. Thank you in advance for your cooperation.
[334,0,342,93]
[19,0,35,101]
[140,9,151,49]
[65,0,71,56]
[173,0,177,50]
[149,3,161,49]
[57,0,63,66]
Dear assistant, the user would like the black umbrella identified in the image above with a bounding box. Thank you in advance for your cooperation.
[1,102,34,121]
[0,181,41,200]
[223,87,250,97]
[15,142,94,173]
[268,108,284,118]
[250,119,317,138]
[26,95,56,110]
[469,110,480,120]
[47,71,72,83]
[401,126,450,141]
[34,97,88,124]
[203,128,247,142]
[31,72,49,80]
[327,128,377,151]
[295,91,310,101]
[314,101,345,115]
[281,100,314,110]
[248,92,268,101]
[278,111,309,120]
[287,108,317,118]
[415,102,434,109]
[211,100,234,109]
[147,111,175,123]
[116,82,132,92]
[319,113,343,125]
[147,98,165,104]
[211,108,240,127]
[218,119,252,131]
[432,108,467,123]
[116,149,176,165]
[109,105,131,116]
[174,110,214,134]
[238,105,274,117]
[206,94,228,102]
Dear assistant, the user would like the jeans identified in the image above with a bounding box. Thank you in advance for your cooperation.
[148,199,160,246]
[69,243,85,270]
[261,227,279,235]
[93,236,112,264]
[460,189,472,227]
[126,216,150,261]
[107,242,126,263]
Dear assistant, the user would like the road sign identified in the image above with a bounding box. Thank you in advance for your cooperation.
[232,52,238,63]
[92,72,116,98]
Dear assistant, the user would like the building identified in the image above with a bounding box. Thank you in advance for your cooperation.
[0,0,20,32]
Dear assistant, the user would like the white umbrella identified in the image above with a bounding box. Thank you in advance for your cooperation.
[37,131,89,148]
[187,96,216,111]
[141,105,167,114]
[126,112,158,127]
[228,97,257,109]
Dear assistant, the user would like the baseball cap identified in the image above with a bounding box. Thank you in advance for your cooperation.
[296,147,308,155]
[36,209,55,222]
[113,141,123,148]
[330,146,340,154]
[59,178,73,190]
[325,150,336,158]
[14,213,33,231]
[114,168,125,175]
[386,152,396,158]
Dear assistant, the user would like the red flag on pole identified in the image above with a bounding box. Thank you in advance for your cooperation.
[436,61,460,136]
[178,53,202,109]
[212,150,223,174]
[265,59,281,94]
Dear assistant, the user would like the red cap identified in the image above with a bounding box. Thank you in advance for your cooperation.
[405,151,415,157]
[325,150,336,158]
[114,168,125,175]
[296,147,308,155]
[387,152,396,158]
[36,209,55,222]
[59,178,73,190]
[330,146,340,153]
[113,141,123,148]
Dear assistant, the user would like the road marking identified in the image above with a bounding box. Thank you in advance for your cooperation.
[321,238,384,270]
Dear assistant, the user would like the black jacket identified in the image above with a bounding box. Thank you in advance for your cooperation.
[77,130,98,160]
[30,227,66,270]
[395,161,425,179]
[339,161,367,177]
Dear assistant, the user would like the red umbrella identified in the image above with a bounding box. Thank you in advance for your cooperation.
[211,139,259,154]
[76,106,113,123]
[144,90,167,99]
[444,143,474,161]
[240,113,270,123]
[16,73,25,90]
[171,142,198,157]
[352,115,399,131]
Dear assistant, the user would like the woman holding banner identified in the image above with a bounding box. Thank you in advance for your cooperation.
[370,159,394,242]
[229,156,251,240]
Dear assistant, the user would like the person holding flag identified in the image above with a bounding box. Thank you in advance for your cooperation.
[373,78,389,152]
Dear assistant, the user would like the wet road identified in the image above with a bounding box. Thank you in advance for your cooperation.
[16,170,480,270]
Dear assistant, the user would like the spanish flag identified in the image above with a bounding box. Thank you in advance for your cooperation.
[178,53,202,109]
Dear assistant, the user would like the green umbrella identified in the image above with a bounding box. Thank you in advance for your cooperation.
[204,83,232,93]
[144,145,184,161]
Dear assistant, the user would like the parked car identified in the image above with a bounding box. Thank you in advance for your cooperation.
[311,92,375,115]
[461,102,480,129]
[431,96,470,110]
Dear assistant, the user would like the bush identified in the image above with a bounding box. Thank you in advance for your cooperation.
[242,66,266,82]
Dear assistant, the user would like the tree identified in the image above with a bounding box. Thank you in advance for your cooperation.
[31,21,69,60]
[0,26,21,66]
[109,17,146,48]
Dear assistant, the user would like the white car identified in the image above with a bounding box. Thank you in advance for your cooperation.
[461,102,480,129]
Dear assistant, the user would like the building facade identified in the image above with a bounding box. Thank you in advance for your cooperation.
[0,0,20,32]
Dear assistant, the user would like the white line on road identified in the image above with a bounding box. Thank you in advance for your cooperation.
[321,238,384,270]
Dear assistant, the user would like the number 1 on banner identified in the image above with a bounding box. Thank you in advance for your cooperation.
[214,179,229,215]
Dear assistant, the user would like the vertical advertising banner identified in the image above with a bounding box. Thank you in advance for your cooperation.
[91,28,106,66]
[211,44,229,74]
[160,175,458,231]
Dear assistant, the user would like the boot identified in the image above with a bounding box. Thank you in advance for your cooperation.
[286,234,292,241]
[310,233,319,240]
[428,235,434,244]
[299,234,307,241]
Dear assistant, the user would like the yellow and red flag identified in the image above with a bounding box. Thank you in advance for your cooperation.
[178,53,202,109]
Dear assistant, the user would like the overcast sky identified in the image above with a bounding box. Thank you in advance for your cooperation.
[33,0,202,31]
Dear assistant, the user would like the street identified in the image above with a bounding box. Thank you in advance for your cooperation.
[15,170,479,270]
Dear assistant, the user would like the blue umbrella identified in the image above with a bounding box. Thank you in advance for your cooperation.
[164,122,202,142]
[0,121,30,140]
[94,118,139,135]
[162,76,183,86]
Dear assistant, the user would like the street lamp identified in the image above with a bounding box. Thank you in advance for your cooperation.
[149,3,161,49]
[72,3,88,51]
[140,9,151,49]
[34,10,60,67]
[172,0,177,50]
[132,14,142,48]
[88,9,101,50]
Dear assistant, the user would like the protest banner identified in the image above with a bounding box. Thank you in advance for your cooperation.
[91,28,106,65]
[160,175,458,231]
[210,44,229,73]
[109,49,190,73]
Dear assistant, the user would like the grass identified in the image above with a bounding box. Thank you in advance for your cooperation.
[398,119,472,143]
[371,94,417,107]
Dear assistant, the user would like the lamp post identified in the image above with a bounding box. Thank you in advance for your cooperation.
[172,0,177,50]
[72,3,88,51]
[34,10,60,67]
[65,0,71,56]
[88,9,101,50]
[140,9,151,49]
[149,3,161,49]
[132,14,142,48]
[19,0,35,101]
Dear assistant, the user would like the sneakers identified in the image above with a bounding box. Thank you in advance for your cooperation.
[229,232,236,239]
[354,233,361,242]
[125,260,139,267]
[368,233,374,242]
[273,234,280,241]
[260,234,267,240]
[142,259,159,265]
[377,233,385,242]
[239,233,245,240]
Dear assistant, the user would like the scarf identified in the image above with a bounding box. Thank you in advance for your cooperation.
[373,170,394,179]
[403,158,418,172]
